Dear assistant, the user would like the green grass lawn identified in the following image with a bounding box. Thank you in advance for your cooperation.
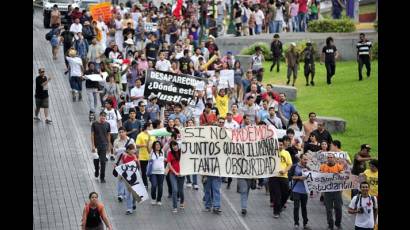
[262,61,378,159]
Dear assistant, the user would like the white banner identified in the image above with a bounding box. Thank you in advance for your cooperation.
[180,125,281,178]
[302,171,359,192]
[115,161,149,203]
[219,70,234,88]
[144,22,158,32]
[84,72,108,82]
[305,151,352,172]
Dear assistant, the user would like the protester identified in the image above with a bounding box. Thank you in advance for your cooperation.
[285,42,300,86]
[311,121,333,145]
[348,181,378,230]
[81,192,112,230]
[167,141,185,213]
[321,37,339,85]
[303,112,318,142]
[34,68,52,124]
[351,144,373,198]
[270,34,283,73]
[302,41,316,86]
[320,153,344,230]
[150,141,166,206]
[66,48,84,101]
[136,123,156,188]
[91,111,111,183]
[357,33,372,81]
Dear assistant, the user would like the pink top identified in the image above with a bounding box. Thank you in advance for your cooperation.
[290,3,299,17]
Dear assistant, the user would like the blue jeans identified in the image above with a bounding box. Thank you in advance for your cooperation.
[269,21,275,33]
[238,178,251,209]
[292,16,299,32]
[186,175,198,185]
[150,174,164,202]
[117,178,126,198]
[170,173,185,208]
[332,9,342,19]
[273,20,283,33]
[69,76,83,92]
[125,187,135,211]
[298,13,307,32]
[204,176,222,209]
[255,24,262,34]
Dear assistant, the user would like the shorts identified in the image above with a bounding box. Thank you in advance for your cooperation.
[35,98,49,108]
[234,76,242,85]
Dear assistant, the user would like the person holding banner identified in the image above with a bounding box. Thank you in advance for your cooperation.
[167,141,186,213]
[213,87,231,118]
[270,138,293,218]
[200,103,218,126]
[320,153,345,230]
[289,154,312,230]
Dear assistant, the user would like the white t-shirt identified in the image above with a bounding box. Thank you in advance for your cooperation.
[349,195,378,228]
[255,10,265,25]
[274,6,285,21]
[104,108,122,134]
[130,85,145,105]
[175,51,184,60]
[150,152,165,174]
[70,23,83,33]
[66,57,83,77]
[224,120,240,129]
[155,59,172,72]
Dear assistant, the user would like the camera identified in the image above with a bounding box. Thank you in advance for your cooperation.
[357,207,364,214]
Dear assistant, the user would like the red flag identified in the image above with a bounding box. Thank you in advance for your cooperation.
[173,0,183,19]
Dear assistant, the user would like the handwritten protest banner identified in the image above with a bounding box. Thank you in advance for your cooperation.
[89,2,112,24]
[144,70,207,106]
[115,161,149,203]
[305,151,352,172]
[180,125,280,178]
[219,70,234,88]
[302,171,359,192]
[144,22,158,32]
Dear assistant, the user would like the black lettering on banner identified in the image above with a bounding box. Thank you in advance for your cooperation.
[190,158,198,171]
[210,127,228,140]
[197,157,220,174]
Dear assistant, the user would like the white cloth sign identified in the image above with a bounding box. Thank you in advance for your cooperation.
[219,70,234,88]
[144,22,158,32]
[180,125,281,178]
[302,171,360,192]
[84,72,108,82]
[306,151,352,172]
[115,161,149,203]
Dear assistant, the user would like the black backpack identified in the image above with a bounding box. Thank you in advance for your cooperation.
[354,194,377,211]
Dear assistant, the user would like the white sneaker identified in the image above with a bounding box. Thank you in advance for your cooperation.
[151,200,157,205]
[193,184,199,190]
[156,201,162,206]
[186,183,192,188]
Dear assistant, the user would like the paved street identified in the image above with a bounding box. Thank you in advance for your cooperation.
[33,9,355,230]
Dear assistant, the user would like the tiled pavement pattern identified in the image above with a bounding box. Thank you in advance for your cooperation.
[33,9,355,230]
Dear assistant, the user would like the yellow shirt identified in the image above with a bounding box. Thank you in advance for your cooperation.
[277,149,292,178]
[364,169,378,196]
[135,132,156,161]
[215,94,229,118]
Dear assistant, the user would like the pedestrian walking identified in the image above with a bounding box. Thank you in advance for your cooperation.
[66,48,85,101]
[357,33,372,81]
[167,141,185,213]
[270,34,283,73]
[348,181,378,230]
[91,111,111,183]
[150,141,166,206]
[81,192,112,230]
[285,42,300,86]
[301,41,316,86]
[34,68,52,124]
[321,37,339,85]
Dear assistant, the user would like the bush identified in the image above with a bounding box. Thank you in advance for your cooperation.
[308,19,356,32]
[371,41,378,60]
[240,42,272,60]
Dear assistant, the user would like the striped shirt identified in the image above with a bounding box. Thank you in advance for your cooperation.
[357,41,372,56]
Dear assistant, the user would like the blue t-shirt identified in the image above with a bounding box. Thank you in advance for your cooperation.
[168,113,187,124]
[292,164,308,194]
[257,110,269,122]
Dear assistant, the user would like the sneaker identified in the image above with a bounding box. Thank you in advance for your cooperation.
[33,116,41,121]
[110,156,115,161]
[310,81,315,86]
[151,200,157,205]
[45,119,52,124]
[125,210,133,215]
[100,179,106,183]
[305,83,309,86]
[277,69,280,73]
[186,183,192,188]
[180,204,185,209]
[204,207,211,212]
[294,224,299,229]
[72,91,76,101]
[273,214,280,218]
[156,201,162,206]
[133,205,136,210]
[241,209,247,216]
[193,184,199,190]
[94,171,99,178]
[118,196,123,202]
[172,208,178,213]
[286,80,290,85]
[292,83,295,87]
[213,208,222,214]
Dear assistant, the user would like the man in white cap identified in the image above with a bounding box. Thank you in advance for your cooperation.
[285,42,300,87]
[66,48,84,101]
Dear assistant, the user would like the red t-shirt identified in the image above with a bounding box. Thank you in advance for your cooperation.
[122,153,137,164]
[298,0,308,13]
[233,114,243,125]
[167,151,180,174]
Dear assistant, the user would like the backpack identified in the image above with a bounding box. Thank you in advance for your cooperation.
[354,194,377,211]
[241,10,248,23]
[45,30,53,41]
